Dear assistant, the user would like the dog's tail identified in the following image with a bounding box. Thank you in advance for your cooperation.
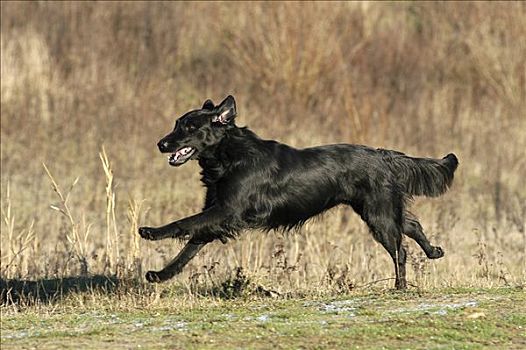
[386,152,459,197]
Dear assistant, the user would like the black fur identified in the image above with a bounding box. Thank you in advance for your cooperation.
[140,95,458,289]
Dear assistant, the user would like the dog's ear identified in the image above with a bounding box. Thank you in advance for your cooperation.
[202,99,215,111]
[212,95,236,125]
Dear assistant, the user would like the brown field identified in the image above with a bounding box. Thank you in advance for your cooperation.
[1,1,525,302]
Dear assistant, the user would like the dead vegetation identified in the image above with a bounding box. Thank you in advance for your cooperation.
[1,2,525,300]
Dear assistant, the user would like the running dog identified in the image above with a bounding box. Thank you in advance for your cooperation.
[139,95,458,289]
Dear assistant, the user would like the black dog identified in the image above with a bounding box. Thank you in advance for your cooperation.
[139,95,458,289]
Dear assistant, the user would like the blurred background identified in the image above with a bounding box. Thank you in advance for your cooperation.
[1,2,525,292]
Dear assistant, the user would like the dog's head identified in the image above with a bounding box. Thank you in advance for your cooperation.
[157,95,237,166]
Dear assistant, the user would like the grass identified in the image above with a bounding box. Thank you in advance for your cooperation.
[1,287,525,349]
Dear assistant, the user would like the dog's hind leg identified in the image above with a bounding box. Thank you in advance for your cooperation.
[145,240,206,283]
[403,216,444,259]
[368,221,407,290]
[361,191,407,289]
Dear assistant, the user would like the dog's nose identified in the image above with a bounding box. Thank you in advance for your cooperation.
[158,140,169,152]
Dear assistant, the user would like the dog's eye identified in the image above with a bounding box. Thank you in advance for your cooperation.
[186,123,197,132]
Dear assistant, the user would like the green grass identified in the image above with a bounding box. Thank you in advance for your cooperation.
[2,288,525,349]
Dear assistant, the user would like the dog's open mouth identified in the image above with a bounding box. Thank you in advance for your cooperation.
[168,146,196,166]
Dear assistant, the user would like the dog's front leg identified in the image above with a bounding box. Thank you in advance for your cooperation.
[138,221,185,241]
[145,240,206,283]
[139,206,225,241]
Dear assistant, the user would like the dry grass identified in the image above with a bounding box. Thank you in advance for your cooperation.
[1,2,525,300]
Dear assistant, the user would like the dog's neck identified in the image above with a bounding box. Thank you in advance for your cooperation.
[197,126,268,183]
[200,126,262,159]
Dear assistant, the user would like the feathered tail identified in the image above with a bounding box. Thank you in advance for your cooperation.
[383,151,459,197]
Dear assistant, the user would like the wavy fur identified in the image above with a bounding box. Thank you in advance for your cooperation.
[139,96,459,289]
[379,150,459,197]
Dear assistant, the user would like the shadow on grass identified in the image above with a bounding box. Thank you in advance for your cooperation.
[0,275,120,305]
[0,270,284,306]
[188,267,282,299]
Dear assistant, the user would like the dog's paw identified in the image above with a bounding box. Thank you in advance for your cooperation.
[145,271,162,283]
[427,246,445,259]
[138,227,158,240]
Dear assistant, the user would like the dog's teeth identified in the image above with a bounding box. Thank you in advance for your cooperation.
[167,147,193,165]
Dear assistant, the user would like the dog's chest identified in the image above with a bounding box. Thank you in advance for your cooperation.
[198,158,229,187]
